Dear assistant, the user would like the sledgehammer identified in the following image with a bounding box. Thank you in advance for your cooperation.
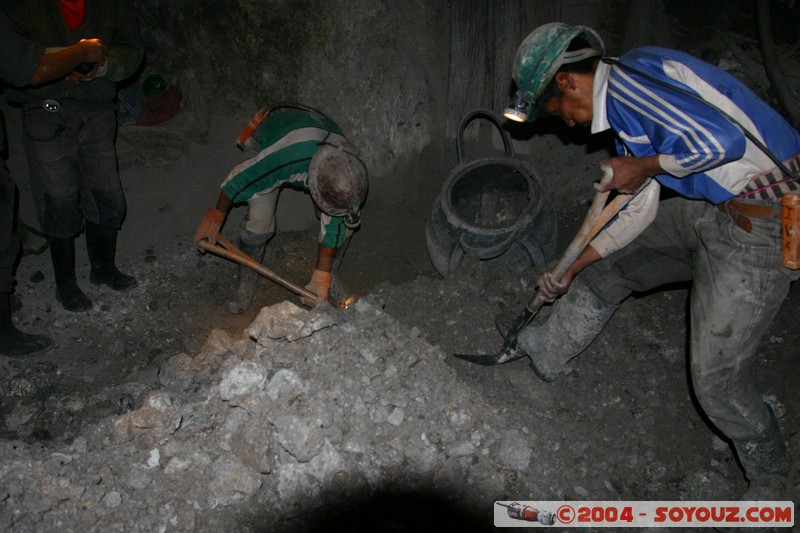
[197,234,325,307]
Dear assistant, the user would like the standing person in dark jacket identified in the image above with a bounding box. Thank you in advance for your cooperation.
[2,0,144,311]
[0,10,106,355]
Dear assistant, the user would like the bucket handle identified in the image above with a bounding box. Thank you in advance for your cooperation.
[457,109,515,164]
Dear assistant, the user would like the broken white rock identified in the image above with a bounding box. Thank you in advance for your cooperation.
[499,429,532,471]
[102,490,122,508]
[230,418,273,474]
[273,413,326,462]
[386,407,405,426]
[125,466,153,490]
[164,449,212,476]
[146,448,160,469]
[360,347,378,364]
[208,453,263,508]
[219,361,268,400]
[114,391,182,445]
[276,441,345,503]
[248,301,335,342]
[265,369,307,403]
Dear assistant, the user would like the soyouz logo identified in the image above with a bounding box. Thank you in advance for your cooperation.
[494,501,795,528]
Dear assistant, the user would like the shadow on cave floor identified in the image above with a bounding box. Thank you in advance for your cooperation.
[240,487,499,533]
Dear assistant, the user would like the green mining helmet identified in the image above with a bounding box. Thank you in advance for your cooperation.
[504,23,605,123]
[142,74,167,97]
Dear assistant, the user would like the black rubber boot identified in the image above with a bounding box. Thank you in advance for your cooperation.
[86,222,138,291]
[0,292,53,356]
[226,233,270,315]
[49,236,92,311]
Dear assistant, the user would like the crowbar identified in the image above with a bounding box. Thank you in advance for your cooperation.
[453,170,642,366]
[197,234,322,305]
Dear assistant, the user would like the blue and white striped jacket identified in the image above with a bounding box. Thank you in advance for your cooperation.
[597,46,800,203]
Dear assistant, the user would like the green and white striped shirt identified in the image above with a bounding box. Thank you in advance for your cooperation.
[222,108,350,248]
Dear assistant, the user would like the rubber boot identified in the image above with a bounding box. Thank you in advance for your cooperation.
[86,222,138,291]
[49,235,92,311]
[712,410,792,533]
[516,279,618,382]
[226,233,270,314]
[734,407,791,502]
[0,292,53,356]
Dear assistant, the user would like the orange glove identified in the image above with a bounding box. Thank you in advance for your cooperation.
[195,206,226,248]
[301,269,332,307]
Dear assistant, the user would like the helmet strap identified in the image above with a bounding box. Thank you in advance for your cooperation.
[344,210,361,229]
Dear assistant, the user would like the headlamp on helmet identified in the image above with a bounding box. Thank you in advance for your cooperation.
[503,91,531,122]
[236,107,269,149]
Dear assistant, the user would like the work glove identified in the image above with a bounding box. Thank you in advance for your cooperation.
[301,269,332,307]
[195,206,226,249]
[536,271,570,303]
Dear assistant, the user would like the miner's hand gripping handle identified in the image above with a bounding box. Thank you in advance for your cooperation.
[494,170,637,364]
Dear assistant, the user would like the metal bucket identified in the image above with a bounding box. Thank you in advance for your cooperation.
[426,109,557,276]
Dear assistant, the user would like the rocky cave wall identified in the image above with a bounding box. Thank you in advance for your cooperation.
[132,0,449,187]
[127,1,625,222]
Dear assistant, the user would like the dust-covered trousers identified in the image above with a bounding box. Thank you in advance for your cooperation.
[21,102,126,238]
[241,189,348,247]
[0,165,20,294]
[580,195,798,443]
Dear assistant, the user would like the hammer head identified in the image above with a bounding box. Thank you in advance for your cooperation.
[329,276,358,309]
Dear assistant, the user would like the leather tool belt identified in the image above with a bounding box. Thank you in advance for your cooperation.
[717,200,777,233]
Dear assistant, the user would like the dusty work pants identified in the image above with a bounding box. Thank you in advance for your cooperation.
[245,189,350,247]
[580,195,797,443]
[243,190,280,239]
[0,165,20,294]
[21,104,126,238]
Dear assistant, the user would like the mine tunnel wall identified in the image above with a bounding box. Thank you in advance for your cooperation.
[129,0,620,226]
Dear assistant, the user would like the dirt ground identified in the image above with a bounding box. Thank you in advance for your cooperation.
[3,121,799,528]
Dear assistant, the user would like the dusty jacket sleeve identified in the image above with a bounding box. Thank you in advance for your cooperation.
[0,11,42,86]
[590,179,660,258]
[98,0,144,82]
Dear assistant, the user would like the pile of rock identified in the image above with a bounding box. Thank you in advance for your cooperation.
[1,297,536,531]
